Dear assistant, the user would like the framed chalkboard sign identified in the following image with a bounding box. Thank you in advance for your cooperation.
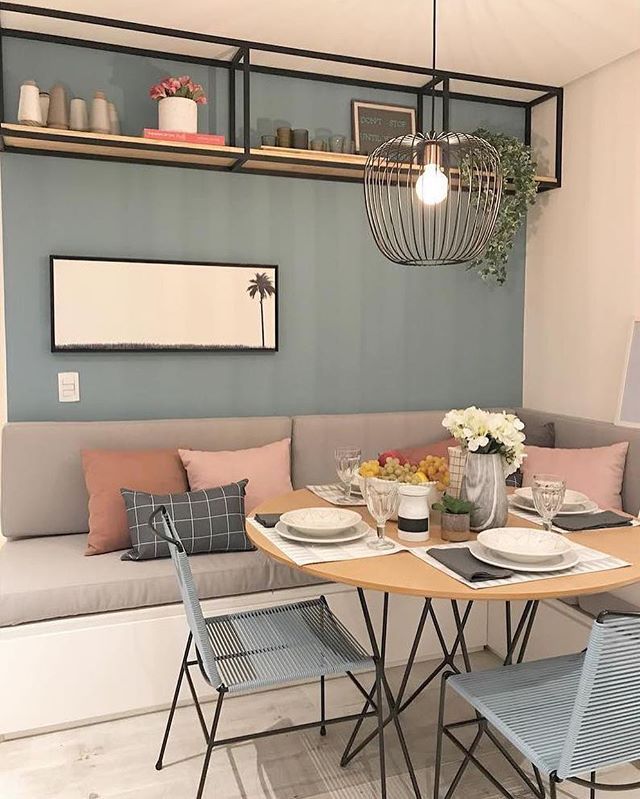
[352,100,417,156]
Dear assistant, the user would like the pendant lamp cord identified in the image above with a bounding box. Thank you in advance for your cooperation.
[430,0,437,132]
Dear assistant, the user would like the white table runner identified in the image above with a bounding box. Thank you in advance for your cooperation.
[409,541,630,590]
[306,483,367,507]
[247,517,405,566]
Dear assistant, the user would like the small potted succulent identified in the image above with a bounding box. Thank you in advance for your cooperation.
[432,494,475,542]
[149,75,207,134]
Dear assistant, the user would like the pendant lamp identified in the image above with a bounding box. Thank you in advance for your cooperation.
[363,0,503,266]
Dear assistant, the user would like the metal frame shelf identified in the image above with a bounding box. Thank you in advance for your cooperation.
[0,3,563,189]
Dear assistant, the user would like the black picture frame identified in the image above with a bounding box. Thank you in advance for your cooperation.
[351,99,417,156]
[50,255,279,353]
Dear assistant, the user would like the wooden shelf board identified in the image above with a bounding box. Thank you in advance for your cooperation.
[0,125,559,187]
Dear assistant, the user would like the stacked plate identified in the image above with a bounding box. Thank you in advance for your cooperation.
[469,527,579,572]
[276,507,367,544]
[511,487,598,515]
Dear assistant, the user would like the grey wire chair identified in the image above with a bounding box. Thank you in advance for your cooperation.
[434,610,640,799]
[149,506,386,799]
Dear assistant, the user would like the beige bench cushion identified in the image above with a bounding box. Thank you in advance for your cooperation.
[2,416,291,539]
[0,533,323,627]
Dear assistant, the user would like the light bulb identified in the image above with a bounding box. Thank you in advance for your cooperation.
[415,163,449,205]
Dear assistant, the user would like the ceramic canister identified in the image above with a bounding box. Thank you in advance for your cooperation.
[90,91,110,134]
[47,83,69,129]
[69,98,89,131]
[108,102,120,135]
[18,80,42,126]
[39,92,50,125]
[397,484,431,542]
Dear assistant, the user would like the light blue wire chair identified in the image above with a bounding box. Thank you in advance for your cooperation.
[149,507,386,799]
[434,610,640,799]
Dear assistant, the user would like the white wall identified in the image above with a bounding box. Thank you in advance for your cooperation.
[524,50,640,421]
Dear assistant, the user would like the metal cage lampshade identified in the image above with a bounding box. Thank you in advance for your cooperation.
[364,131,503,266]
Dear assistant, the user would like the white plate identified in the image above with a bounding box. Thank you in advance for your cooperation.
[469,541,579,573]
[280,507,362,536]
[514,487,588,512]
[275,520,369,545]
[510,496,599,516]
[477,527,573,563]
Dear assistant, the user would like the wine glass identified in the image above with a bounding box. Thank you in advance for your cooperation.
[334,446,361,501]
[364,477,399,551]
[531,473,566,532]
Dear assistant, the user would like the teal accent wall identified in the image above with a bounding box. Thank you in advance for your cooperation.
[1,38,525,422]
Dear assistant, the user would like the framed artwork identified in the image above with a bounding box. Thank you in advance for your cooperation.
[616,318,640,427]
[351,100,417,156]
[50,256,278,352]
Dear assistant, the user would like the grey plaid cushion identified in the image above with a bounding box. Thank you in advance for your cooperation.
[120,480,254,561]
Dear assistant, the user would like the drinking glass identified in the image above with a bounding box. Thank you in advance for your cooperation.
[334,446,361,501]
[531,473,566,532]
[364,477,399,551]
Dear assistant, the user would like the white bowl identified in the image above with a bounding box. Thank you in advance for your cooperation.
[514,487,589,512]
[280,507,362,536]
[477,527,573,564]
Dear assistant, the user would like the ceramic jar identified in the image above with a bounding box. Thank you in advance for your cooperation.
[47,84,69,129]
[158,96,197,133]
[69,98,89,131]
[18,80,42,126]
[90,91,110,134]
[397,484,430,543]
[108,102,120,135]
[460,452,508,532]
[39,92,50,125]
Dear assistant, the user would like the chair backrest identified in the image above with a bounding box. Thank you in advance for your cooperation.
[149,507,222,690]
[558,611,640,778]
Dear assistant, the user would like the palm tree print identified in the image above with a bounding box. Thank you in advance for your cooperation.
[247,272,276,348]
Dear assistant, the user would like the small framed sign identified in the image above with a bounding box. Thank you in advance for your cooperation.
[352,100,417,156]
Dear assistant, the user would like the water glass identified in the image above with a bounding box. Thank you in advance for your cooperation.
[334,446,361,500]
[364,477,399,551]
[531,473,566,532]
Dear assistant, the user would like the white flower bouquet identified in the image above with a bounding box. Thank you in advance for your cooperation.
[442,406,526,475]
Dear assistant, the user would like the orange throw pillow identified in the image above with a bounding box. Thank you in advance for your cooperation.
[82,449,188,555]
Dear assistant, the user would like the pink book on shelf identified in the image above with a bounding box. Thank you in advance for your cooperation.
[143,129,226,146]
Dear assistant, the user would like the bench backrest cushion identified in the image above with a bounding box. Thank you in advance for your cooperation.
[1,417,291,539]
[518,408,640,515]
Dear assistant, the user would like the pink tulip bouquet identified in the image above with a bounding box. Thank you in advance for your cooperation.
[149,75,207,104]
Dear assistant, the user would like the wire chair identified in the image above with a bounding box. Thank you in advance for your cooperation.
[434,610,640,799]
[149,506,387,799]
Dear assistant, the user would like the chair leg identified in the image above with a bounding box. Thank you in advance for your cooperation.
[549,777,557,799]
[590,770,596,799]
[433,673,452,799]
[375,660,387,799]
[156,633,192,770]
[195,690,225,799]
[320,675,327,736]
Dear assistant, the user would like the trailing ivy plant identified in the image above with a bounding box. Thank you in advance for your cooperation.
[469,128,538,285]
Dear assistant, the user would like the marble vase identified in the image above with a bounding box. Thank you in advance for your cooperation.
[460,451,508,532]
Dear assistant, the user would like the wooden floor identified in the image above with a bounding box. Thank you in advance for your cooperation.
[1,652,639,799]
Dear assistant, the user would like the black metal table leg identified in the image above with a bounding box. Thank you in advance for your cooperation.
[437,600,544,799]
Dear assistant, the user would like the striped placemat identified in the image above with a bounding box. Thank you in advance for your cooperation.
[247,517,404,566]
[306,483,367,507]
[409,541,630,590]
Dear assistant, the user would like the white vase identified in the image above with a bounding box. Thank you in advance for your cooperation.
[108,102,120,135]
[158,96,197,133]
[69,98,89,131]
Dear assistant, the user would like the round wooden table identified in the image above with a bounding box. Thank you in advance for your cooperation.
[247,489,640,799]
[247,489,640,602]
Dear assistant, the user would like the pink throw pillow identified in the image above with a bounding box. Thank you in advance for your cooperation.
[398,437,459,465]
[179,438,292,513]
[522,442,629,510]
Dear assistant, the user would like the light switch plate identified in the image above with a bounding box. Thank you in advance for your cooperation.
[58,371,80,403]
